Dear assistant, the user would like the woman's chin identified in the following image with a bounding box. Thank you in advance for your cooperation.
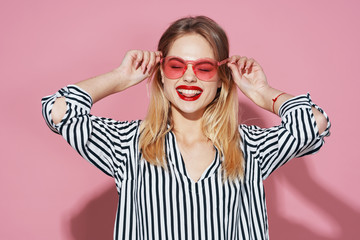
[170,103,206,120]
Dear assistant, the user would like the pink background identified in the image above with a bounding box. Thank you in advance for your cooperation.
[1,0,359,239]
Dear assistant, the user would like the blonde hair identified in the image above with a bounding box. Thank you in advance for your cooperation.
[139,16,244,181]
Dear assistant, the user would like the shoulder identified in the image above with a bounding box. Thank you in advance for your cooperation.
[90,117,142,139]
[238,123,280,151]
[239,124,276,136]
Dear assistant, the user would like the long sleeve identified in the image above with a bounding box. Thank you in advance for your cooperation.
[41,85,140,178]
[240,93,331,180]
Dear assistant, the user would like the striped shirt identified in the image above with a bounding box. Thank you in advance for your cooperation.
[41,85,330,240]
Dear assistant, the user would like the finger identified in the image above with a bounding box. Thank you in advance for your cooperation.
[147,52,156,74]
[227,61,242,80]
[252,59,263,71]
[135,51,144,69]
[155,50,162,58]
[228,55,240,64]
[238,56,248,72]
[245,58,255,73]
[227,56,242,77]
[141,51,150,73]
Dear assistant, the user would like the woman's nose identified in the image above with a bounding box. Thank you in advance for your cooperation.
[182,64,197,82]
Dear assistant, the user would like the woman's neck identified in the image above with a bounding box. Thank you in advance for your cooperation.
[171,107,207,143]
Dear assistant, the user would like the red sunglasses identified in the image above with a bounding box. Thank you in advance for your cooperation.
[160,56,229,81]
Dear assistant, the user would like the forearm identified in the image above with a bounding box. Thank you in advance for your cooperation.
[253,86,293,114]
[75,50,161,103]
[75,68,127,104]
[255,86,328,134]
[49,49,159,125]
[51,69,125,124]
[227,55,328,135]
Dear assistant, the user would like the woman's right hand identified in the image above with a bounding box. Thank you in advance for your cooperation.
[115,50,162,90]
[71,50,161,106]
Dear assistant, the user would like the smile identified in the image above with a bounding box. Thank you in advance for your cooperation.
[176,85,203,101]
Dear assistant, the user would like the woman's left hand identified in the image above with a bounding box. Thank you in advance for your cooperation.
[227,56,270,105]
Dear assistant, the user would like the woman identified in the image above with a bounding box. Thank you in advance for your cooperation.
[42,16,330,239]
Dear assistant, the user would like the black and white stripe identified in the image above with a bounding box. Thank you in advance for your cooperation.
[41,85,331,240]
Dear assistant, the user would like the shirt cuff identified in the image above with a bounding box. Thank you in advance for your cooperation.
[41,85,93,134]
[278,93,331,138]
[56,85,93,110]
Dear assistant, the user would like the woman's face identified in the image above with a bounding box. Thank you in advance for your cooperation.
[161,33,221,119]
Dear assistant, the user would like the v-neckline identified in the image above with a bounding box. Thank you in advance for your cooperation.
[168,131,221,184]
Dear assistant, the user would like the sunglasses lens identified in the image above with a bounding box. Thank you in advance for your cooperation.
[162,57,218,81]
[193,61,217,81]
[163,58,186,79]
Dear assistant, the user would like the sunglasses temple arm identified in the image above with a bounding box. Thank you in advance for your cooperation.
[218,58,230,66]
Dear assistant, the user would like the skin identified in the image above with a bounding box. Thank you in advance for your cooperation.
[161,34,222,182]
[160,34,222,121]
[51,33,328,182]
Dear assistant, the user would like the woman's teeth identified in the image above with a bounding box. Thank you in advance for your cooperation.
[177,89,202,96]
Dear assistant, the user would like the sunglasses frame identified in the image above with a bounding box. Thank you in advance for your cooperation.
[160,56,229,81]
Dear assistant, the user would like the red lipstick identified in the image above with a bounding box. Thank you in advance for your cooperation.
[176,85,203,101]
